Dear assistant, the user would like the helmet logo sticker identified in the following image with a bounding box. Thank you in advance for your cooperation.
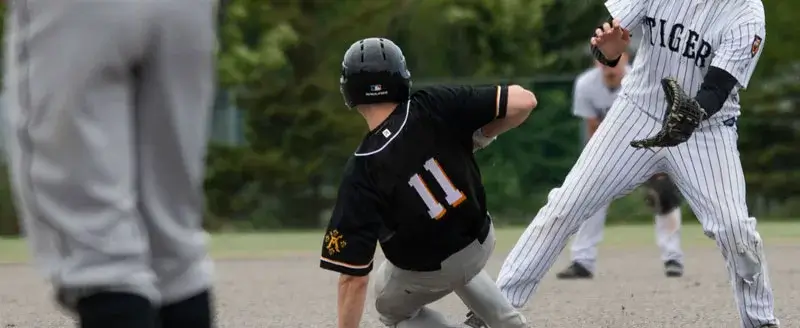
[366,84,388,96]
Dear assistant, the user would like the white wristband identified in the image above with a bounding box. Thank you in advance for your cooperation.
[472,128,497,152]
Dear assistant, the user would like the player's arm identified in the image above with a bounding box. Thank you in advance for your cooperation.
[700,19,766,118]
[571,78,601,137]
[590,0,646,66]
[414,84,536,148]
[479,85,538,138]
[319,175,383,328]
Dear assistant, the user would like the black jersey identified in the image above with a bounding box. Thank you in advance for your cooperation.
[319,85,506,276]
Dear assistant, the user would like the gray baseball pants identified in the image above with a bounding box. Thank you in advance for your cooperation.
[2,0,216,310]
[372,224,528,328]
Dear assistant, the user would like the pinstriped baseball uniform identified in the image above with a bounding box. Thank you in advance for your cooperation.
[495,1,777,327]
[568,66,683,273]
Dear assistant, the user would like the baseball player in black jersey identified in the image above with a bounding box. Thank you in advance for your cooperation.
[318,37,537,328]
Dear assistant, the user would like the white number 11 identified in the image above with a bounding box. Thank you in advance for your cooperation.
[408,158,466,219]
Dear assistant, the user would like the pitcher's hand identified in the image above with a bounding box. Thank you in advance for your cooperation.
[590,19,631,60]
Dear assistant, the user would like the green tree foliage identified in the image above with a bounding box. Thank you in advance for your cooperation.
[0,1,796,234]
[390,0,606,78]
[468,79,580,221]
[737,1,800,215]
[392,0,559,78]
[203,0,800,229]
[539,1,610,72]
[209,0,603,227]
[213,0,413,227]
[388,0,601,219]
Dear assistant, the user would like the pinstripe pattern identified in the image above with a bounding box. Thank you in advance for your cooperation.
[623,0,766,123]
[604,0,648,31]
[496,1,776,327]
[497,98,663,305]
[570,67,683,272]
[665,123,775,327]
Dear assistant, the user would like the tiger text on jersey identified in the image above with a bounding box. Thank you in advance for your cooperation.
[610,0,765,120]
[642,17,712,68]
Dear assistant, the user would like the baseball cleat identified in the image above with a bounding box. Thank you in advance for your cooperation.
[759,325,779,328]
[664,260,684,277]
[555,262,593,279]
[464,311,487,328]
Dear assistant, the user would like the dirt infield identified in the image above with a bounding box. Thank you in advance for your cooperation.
[1,245,798,328]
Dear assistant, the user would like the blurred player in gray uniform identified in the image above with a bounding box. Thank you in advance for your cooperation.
[2,1,217,328]
[556,51,685,279]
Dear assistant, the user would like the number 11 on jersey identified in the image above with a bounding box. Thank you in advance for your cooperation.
[408,158,466,219]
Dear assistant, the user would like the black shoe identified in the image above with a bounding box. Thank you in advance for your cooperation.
[159,290,213,328]
[760,325,779,328]
[77,292,157,328]
[664,260,684,277]
[556,262,593,279]
[464,311,487,328]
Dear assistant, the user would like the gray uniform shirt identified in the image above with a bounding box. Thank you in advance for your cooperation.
[571,66,630,144]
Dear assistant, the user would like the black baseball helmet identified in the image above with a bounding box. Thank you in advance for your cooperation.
[339,38,412,108]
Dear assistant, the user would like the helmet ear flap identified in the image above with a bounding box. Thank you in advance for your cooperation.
[340,85,353,109]
[339,74,354,109]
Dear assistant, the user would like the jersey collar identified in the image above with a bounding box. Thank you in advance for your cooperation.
[354,101,410,157]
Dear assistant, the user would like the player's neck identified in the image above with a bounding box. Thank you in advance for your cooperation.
[603,80,621,90]
[357,103,399,131]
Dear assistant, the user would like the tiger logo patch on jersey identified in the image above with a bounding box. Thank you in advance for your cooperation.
[751,36,762,58]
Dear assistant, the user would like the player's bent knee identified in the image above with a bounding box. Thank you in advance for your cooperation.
[530,206,587,238]
[540,187,605,225]
[732,220,765,285]
[374,291,411,325]
[709,217,765,285]
[374,299,399,326]
[731,238,764,285]
[374,306,410,327]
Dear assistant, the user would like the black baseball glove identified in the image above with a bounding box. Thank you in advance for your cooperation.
[630,78,707,149]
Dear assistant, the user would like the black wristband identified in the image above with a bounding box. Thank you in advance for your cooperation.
[497,85,508,118]
[590,17,624,67]
[591,45,621,67]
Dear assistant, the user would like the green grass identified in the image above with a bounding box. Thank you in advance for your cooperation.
[1,221,798,264]
[0,236,28,264]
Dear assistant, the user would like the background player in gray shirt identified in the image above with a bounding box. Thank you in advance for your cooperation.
[2,1,217,327]
[555,51,686,279]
